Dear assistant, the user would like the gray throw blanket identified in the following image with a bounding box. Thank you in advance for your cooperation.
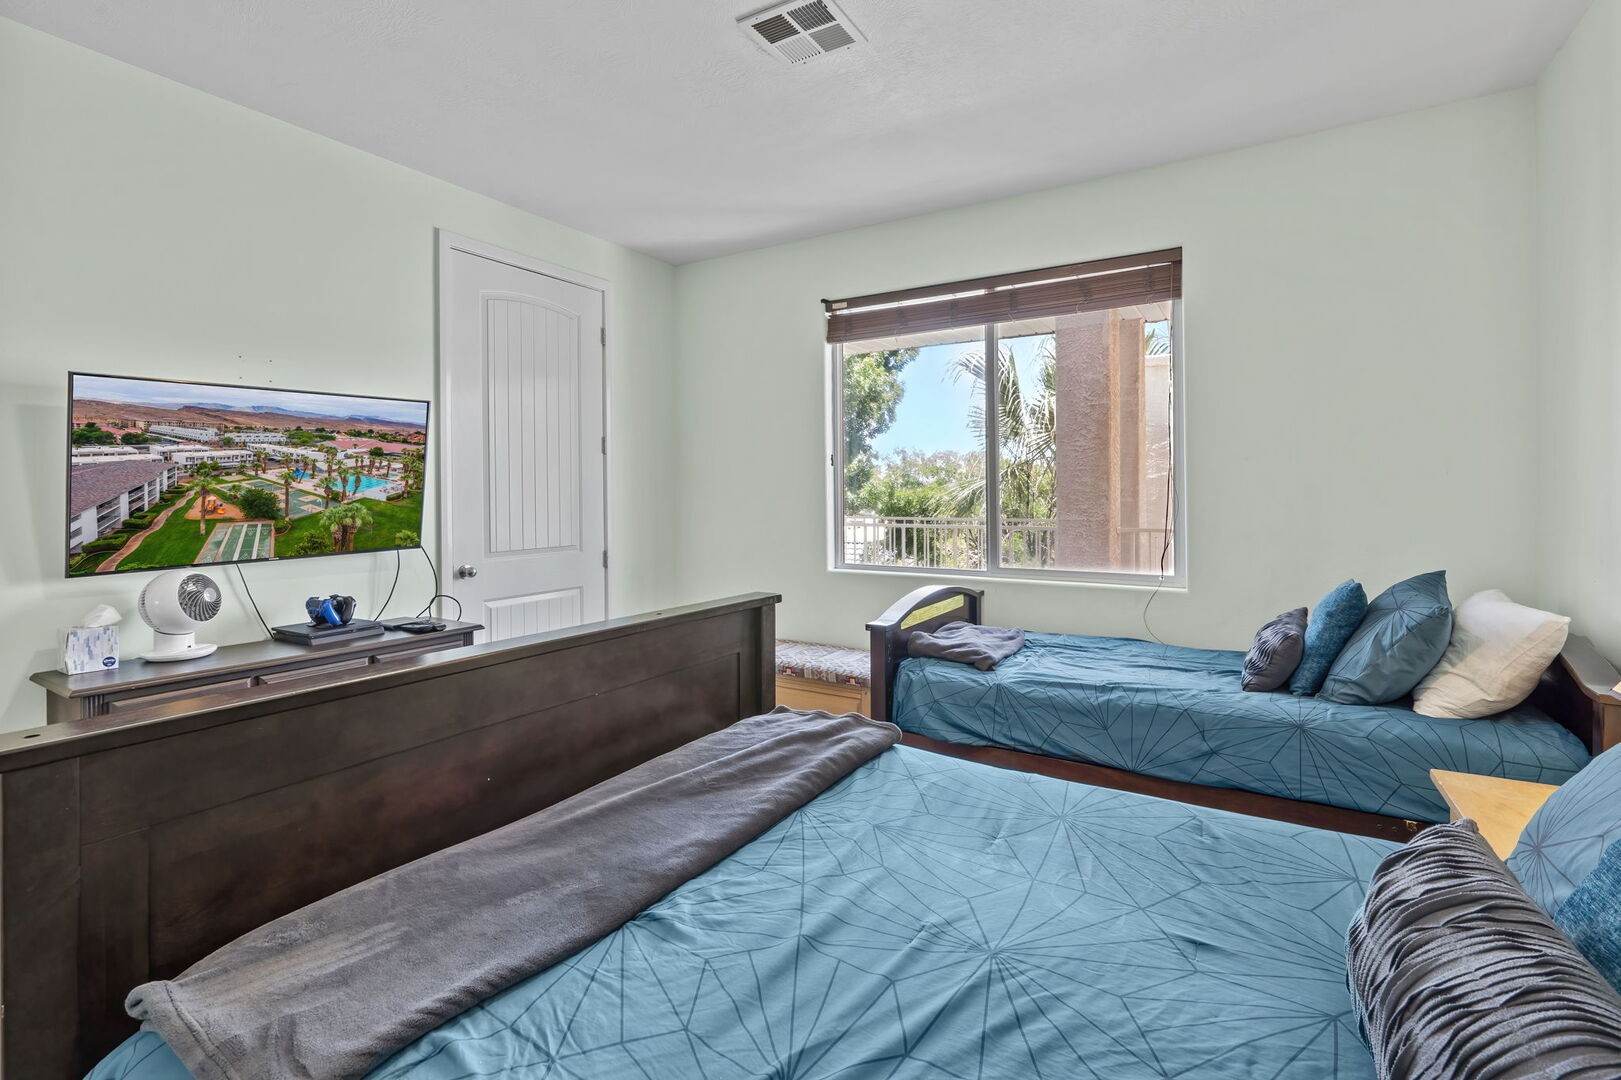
[908,620,1026,670]
[126,708,900,1080]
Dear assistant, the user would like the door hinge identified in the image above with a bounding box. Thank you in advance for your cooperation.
[600,326,606,346]
[602,550,608,569]
[601,436,607,455]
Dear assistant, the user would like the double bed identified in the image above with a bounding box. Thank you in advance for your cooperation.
[92,742,1395,1079]
[869,586,1621,840]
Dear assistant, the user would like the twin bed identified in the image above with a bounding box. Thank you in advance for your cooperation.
[5,591,1613,1077]
[869,585,1621,840]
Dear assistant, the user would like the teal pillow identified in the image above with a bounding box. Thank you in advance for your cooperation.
[1319,571,1453,706]
[1509,741,1621,917]
[1289,580,1367,695]
[1555,839,1621,993]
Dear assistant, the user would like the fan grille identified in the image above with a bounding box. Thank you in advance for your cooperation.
[177,573,222,623]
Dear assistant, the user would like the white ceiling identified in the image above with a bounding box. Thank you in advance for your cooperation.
[0,0,1592,264]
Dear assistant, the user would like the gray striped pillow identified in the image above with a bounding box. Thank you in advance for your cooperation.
[1241,608,1307,691]
[1347,821,1621,1080]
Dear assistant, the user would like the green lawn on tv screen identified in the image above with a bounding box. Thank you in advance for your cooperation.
[276,492,425,556]
[113,491,210,572]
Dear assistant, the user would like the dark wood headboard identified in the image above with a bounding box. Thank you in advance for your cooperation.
[867,585,1621,757]
[1530,634,1621,756]
[866,585,984,724]
[0,592,778,1079]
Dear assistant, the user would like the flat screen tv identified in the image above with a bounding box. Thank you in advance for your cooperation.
[67,373,430,578]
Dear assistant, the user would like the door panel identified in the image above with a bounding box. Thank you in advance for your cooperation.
[483,588,584,639]
[441,244,606,643]
[484,295,581,555]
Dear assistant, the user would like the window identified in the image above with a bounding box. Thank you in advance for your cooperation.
[828,249,1181,583]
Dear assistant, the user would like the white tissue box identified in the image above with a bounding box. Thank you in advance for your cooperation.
[60,625,119,675]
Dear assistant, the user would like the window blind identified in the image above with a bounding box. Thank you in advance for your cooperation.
[823,248,1182,344]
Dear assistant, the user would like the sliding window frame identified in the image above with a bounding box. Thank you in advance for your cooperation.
[973,298,1186,588]
[826,255,1186,589]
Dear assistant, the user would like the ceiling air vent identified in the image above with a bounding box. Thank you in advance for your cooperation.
[739,0,865,64]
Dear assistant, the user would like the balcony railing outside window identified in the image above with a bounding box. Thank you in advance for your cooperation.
[843,515,1169,575]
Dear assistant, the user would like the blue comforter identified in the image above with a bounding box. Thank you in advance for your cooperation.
[90,745,1393,1079]
[894,632,1589,823]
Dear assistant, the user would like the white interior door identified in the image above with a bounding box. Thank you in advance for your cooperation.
[440,239,606,642]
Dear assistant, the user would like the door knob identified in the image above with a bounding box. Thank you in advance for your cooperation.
[456,564,478,579]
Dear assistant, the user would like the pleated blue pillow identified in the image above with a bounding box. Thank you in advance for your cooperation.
[1289,580,1367,695]
[1556,839,1621,994]
[1509,742,1621,917]
[1320,571,1452,705]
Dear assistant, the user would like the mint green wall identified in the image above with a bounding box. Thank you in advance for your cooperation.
[0,19,679,729]
[1,12,1601,729]
[1537,0,1621,663]
[673,92,1541,652]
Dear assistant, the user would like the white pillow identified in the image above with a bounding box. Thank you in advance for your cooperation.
[1411,590,1570,719]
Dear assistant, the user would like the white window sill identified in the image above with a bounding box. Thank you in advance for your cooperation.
[828,565,1188,593]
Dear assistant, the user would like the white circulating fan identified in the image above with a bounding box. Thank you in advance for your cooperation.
[138,569,222,662]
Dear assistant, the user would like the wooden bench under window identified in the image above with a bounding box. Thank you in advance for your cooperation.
[776,640,871,717]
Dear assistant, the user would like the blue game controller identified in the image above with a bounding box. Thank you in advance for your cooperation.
[305,594,358,628]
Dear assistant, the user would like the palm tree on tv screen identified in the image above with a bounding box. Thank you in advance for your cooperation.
[277,469,298,516]
[191,462,222,537]
[320,502,373,552]
[402,452,424,495]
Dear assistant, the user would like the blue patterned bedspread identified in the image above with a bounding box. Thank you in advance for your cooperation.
[90,745,1393,1080]
[894,632,1589,823]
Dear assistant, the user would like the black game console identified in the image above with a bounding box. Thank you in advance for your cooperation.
[270,618,386,646]
[397,620,447,634]
[380,617,448,633]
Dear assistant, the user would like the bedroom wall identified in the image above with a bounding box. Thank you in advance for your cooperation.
[1536,0,1621,664]
[672,91,1542,652]
[0,18,679,730]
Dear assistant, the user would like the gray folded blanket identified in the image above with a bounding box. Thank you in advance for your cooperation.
[126,708,900,1080]
[908,620,1026,670]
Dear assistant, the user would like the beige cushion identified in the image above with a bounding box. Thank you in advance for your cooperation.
[1412,590,1570,719]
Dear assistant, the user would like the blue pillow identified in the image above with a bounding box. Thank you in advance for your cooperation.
[1555,839,1621,993]
[1319,571,1453,705]
[1289,580,1367,695]
[1509,741,1621,917]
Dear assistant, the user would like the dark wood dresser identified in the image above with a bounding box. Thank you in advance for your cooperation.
[30,621,483,724]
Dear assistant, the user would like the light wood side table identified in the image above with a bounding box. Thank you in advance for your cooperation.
[1429,769,1560,858]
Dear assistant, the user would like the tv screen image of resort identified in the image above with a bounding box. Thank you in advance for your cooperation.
[67,374,429,577]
